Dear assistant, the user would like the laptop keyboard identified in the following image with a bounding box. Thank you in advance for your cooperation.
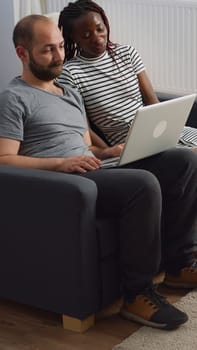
[101,156,120,168]
[179,126,197,147]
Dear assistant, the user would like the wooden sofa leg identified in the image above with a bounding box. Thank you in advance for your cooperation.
[62,314,95,332]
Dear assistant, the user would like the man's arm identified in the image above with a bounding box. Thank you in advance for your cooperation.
[0,137,101,173]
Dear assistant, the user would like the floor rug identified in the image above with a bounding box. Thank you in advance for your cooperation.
[113,289,197,350]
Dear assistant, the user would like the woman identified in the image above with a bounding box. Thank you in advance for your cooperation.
[58,0,159,146]
[56,2,197,330]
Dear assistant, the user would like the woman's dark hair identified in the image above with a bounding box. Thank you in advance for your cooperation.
[58,0,117,61]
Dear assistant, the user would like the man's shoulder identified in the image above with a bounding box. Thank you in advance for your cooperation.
[0,77,28,98]
[57,80,84,106]
[0,77,42,111]
[8,76,25,89]
[0,78,20,102]
[57,79,79,94]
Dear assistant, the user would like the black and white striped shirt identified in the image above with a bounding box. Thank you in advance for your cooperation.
[58,45,145,145]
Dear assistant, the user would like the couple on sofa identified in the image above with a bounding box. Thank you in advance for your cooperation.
[0,0,197,331]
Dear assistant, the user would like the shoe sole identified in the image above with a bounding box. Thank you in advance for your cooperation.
[164,280,197,289]
[120,309,188,330]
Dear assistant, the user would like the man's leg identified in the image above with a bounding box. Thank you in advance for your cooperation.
[84,168,161,295]
[82,167,188,329]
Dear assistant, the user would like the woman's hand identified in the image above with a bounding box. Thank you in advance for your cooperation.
[100,144,125,160]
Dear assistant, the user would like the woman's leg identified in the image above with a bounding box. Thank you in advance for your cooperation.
[125,147,197,272]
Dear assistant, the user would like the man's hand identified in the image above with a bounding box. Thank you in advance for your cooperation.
[56,155,101,173]
[0,137,101,173]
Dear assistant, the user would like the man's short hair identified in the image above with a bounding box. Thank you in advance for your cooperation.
[13,14,51,49]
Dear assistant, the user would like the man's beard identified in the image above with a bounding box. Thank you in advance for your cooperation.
[28,53,63,81]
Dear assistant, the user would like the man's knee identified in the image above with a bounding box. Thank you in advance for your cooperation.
[138,170,162,201]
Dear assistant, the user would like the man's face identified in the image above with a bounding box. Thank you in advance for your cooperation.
[27,22,65,81]
[28,49,63,81]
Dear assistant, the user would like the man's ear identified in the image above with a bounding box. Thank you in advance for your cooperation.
[16,45,29,61]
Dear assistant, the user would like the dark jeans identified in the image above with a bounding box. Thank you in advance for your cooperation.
[82,148,197,299]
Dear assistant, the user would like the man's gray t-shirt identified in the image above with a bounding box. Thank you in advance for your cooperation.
[0,77,93,157]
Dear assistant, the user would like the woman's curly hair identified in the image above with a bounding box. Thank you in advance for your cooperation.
[58,0,117,61]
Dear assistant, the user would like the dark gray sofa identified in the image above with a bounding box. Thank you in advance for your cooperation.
[0,93,196,332]
[157,92,197,128]
[0,165,121,332]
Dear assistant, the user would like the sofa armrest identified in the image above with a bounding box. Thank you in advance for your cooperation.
[156,91,197,128]
[0,165,99,319]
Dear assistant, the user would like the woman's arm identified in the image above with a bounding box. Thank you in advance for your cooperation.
[83,131,124,160]
[89,128,108,148]
[138,70,159,105]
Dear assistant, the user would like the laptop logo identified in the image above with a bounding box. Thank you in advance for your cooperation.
[153,120,167,138]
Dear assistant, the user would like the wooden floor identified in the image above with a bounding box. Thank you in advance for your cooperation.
[0,281,189,350]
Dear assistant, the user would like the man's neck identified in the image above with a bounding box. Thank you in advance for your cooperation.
[21,73,64,96]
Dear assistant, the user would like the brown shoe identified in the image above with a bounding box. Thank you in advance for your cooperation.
[193,250,197,258]
[164,261,197,288]
[120,285,188,330]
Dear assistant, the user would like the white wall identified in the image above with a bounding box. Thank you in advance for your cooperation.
[44,0,197,94]
[1,0,196,94]
[0,0,21,92]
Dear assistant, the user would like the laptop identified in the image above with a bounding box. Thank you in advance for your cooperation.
[101,94,196,168]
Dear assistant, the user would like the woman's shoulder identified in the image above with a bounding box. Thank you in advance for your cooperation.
[63,56,82,69]
[114,44,138,55]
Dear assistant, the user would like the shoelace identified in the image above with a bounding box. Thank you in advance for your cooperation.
[141,285,169,308]
[191,261,197,268]
[187,260,197,272]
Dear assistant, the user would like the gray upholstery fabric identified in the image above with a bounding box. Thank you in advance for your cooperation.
[157,92,197,128]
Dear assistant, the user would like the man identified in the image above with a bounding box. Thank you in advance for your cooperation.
[0,15,197,330]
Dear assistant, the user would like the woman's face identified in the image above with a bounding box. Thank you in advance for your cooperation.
[71,11,108,58]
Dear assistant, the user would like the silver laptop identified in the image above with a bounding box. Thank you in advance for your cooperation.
[101,94,196,168]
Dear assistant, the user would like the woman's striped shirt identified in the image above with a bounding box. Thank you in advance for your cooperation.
[58,45,145,145]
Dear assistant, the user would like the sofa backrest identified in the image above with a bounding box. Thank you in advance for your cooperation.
[157,92,197,128]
